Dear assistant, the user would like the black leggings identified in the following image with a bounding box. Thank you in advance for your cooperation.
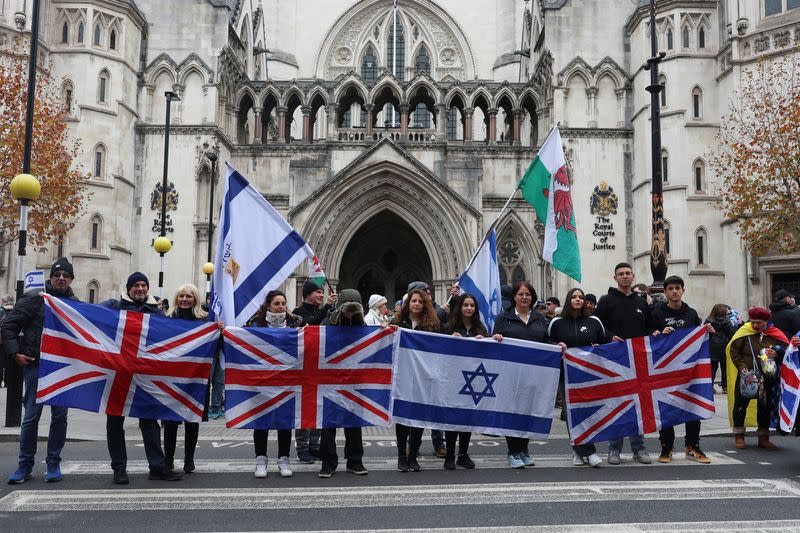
[253,429,292,458]
[396,424,424,457]
[444,431,471,459]
[163,421,199,462]
[506,436,529,455]
[732,374,771,429]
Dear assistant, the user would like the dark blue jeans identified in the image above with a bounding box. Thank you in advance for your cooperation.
[209,355,225,411]
[19,364,68,471]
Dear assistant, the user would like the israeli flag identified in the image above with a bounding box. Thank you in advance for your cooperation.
[392,329,561,439]
[24,270,45,292]
[211,165,315,326]
[458,229,503,332]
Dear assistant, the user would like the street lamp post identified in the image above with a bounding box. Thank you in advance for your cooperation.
[6,0,43,427]
[643,0,667,290]
[204,150,218,297]
[154,91,180,297]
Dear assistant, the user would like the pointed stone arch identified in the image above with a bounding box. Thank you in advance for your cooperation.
[281,84,306,108]
[332,75,369,104]
[468,86,492,111]
[495,211,542,287]
[369,74,405,104]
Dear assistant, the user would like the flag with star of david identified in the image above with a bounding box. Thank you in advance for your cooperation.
[391,329,562,438]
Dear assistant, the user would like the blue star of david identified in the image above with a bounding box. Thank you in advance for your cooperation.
[459,363,499,405]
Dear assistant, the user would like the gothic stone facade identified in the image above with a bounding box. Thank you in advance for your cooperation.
[1,0,799,315]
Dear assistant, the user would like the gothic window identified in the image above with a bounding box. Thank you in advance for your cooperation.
[93,24,102,46]
[414,46,431,75]
[109,29,116,50]
[666,28,674,50]
[658,74,667,107]
[78,23,84,43]
[766,0,782,14]
[696,228,708,266]
[692,86,703,119]
[682,26,690,48]
[698,27,706,48]
[447,107,458,140]
[87,280,100,304]
[791,0,800,10]
[361,45,378,84]
[693,158,706,192]
[412,103,429,128]
[98,70,109,103]
[93,144,106,179]
[387,18,405,80]
[61,80,74,113]
[664,220,671,256]
[54,235,65,259]
[61,22,69,44]
[661,149,669,183]
[498,237,526,287]
[90,215,102,251]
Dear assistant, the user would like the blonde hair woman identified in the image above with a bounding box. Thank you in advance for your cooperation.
[170,283,208,320]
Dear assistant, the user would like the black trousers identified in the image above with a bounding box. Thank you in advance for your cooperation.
[711,359,727,386]
[253,429,292,458]
[107,415,165,473]
[732,375,771,429]
[320,427,364,470]
[163,421,199,462]
[444,431,471,459]
[506,436,529,455]
[395,424,424,457]
[659,420,701,448]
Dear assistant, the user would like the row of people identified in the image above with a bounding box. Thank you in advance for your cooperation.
[3,258,795,484]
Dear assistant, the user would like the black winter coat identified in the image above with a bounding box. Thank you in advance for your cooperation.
[2,282,78,363]
[492,308,550,343]
[650,301,702,331]
[292,301,332,326]
[547,315,609,348]
[100,294,164,316]
[768,301,800,341]
[705,318,734,361]
[595,287,656,340]
[442,321,489,338]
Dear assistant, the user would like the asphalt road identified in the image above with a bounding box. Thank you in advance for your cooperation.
[3,434,800,532]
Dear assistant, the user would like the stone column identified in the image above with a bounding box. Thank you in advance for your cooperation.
[586,87,598,128]
[364,104,375,140]
[301,105,311,143]
[277,106,287,142]
[615,88,626,127]
[487,108,498,143]
[253,107,263,143]
[171,84,185,124]
[560,88,569,128]
[464,107,474,143]
[436,103,447,138]
[399,104,410,139]
[513,109,522,146]
[327,102,339,141]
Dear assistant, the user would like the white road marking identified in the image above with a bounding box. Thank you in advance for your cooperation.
[759,461,772,465]
[1,478,798,512]
[55,452,741,475]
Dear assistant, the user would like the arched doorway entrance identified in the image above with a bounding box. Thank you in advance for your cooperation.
[338,210,432,306]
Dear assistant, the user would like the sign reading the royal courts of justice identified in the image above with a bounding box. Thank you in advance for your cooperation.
[590,182,618,252]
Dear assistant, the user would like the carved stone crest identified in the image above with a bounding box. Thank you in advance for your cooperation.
[440,47,456,66]
[590,181,618,216]
[150,181,179,233]
[335,46,352,64]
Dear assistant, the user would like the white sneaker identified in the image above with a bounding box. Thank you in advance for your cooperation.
[277,456,293,478]
[587,453,603,467]
[572,452,584,466]
[254,455,268,478]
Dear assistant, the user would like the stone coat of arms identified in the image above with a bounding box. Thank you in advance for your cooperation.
[590,181,618,216]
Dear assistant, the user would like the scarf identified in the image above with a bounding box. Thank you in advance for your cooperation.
[265,311,287,328]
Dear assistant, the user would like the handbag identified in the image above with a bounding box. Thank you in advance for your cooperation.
[738,338,761,400]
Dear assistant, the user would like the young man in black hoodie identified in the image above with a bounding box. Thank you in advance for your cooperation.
[595,262,657,465]
[650,275,711,464]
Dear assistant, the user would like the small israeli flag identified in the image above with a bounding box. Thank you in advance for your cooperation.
[458,229,503,332]
[24,270,45,292]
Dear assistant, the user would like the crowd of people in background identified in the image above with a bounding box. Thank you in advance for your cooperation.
[2,258,800,485]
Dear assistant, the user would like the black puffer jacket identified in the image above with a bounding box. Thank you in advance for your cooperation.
[2,282,78,363]
[292,301,332,326]
[100,293,164,316]
[769,300,800,341]
[492,308,550,343]
[547,315,609,348]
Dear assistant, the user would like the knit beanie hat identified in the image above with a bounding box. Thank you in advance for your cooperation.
[126,272,149,292]
[336,288,362,308]
[50,257,74,279]
[774,289,793,301]
[303,281,323,298]
[368,294,387,310]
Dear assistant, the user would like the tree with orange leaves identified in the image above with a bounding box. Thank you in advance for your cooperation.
[711,55,800,257]
[0,37,90,249]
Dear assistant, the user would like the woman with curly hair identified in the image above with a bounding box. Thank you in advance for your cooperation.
[391,288,440,472]
[248,290,303,478]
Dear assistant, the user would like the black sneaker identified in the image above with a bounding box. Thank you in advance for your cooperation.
[113,470,129,485]
[408,456,421,472]
[346,463,368,475]
[318,464,335,478]
[397,456,409,472]
[183,458,195,474]
[164,459,175,472]
[443,458,456,470]
[149,470,183,481]
[456,454,476,469]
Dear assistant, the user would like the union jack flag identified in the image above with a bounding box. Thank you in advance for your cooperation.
[780,333,800,432]
[564,325,713,445]
[223,326,395,429]
[37,294,218,422]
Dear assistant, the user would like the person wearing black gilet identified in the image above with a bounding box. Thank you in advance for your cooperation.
[548,288,609,467]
